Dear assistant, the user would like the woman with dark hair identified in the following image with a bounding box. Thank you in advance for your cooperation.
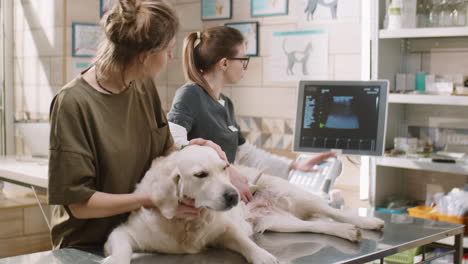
[48,0,226,250]
[168,26,335,202]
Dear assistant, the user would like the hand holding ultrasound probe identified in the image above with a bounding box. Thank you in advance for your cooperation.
[289,80,389,202]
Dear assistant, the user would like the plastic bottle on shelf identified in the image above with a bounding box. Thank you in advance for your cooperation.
[451,0,466,25]
[418,0,431,27]
[429,0,442,26]
[466,0,468,25]
[388,0,403,29]
[438,0,452,26]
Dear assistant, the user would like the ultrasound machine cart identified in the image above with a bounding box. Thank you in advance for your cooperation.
[288,80,388,205]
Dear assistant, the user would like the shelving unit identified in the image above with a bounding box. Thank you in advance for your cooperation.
[370,1,468,216]
[376,157,468,175]
[379,26,468,39]
[388,94,468,106]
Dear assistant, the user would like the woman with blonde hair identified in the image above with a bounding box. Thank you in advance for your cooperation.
[168,26,335,202]
[48,0,225,250]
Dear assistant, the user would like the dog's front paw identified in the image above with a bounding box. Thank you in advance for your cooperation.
[338,224,362,242]
[357,217,385,231]
[250,248,279,264]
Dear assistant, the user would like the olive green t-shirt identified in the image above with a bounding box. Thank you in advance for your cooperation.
[48,75,173,250]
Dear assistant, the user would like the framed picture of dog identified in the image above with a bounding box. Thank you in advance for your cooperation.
[225,22,259,56]
[100,0,114,17]
[201,0,232,21]
[72,23,102,58]
[251,0,288,17]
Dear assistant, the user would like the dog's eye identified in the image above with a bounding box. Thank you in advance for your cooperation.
[194,172,209,178]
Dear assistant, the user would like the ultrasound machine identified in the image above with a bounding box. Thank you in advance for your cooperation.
[288,80,389,205]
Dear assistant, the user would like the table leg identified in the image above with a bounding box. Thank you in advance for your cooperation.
[31,186,51,230]
[454,233,463,264]
[0,181,5,200]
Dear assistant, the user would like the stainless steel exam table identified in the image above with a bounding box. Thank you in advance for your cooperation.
[0,210,464,264]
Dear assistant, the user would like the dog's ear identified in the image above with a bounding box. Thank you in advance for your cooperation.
[151,167,181,219]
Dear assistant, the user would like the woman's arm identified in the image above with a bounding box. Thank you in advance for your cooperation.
[235,142,293,179]
[236,142,336,177]
[68,191,152,219]
[69,192,203,219]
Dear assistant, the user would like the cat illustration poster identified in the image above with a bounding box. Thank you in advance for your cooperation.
[266,30,328,81]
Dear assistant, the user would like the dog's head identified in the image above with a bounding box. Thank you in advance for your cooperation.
[150,145,239,219]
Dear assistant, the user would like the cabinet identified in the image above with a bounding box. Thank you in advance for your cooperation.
[369,0,468,208]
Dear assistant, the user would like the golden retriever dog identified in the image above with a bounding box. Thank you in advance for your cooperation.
[103,145,384,264]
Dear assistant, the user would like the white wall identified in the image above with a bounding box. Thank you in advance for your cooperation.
[162,0,364,117]
[11,0,366,190]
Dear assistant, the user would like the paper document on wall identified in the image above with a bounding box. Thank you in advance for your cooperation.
[266,30,328,82]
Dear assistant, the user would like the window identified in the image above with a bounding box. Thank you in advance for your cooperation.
[0,0,5,154]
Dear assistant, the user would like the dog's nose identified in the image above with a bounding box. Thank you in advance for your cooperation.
[223,189,239,208]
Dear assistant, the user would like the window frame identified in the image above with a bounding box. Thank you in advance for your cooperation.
[1,0,14,155]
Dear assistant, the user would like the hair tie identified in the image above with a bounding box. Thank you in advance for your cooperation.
[194,31,201,48]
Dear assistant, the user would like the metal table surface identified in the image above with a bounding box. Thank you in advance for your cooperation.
[0,210,464,264]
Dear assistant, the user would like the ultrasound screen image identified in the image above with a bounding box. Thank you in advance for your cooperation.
[325,96,359,129]
[300,85,380,152]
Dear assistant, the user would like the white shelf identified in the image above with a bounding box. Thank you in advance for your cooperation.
[375,157,468,175]
[379,27,468,39]
[388,94,468,106]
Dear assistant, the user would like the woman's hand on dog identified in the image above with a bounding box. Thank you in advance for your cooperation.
[290,151,336,172]
[188,138,228,162]
[228,166,253,203]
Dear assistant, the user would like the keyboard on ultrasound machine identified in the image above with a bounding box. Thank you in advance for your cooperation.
[288,154,342,201]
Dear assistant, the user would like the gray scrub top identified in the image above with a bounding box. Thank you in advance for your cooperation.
[167,83,246,163]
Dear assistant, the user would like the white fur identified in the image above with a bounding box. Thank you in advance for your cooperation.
[103,145,384,264]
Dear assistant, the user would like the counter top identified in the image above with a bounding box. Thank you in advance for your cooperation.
[0,157,48,191]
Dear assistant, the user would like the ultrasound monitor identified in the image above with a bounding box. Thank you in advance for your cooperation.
[293,80,388,156]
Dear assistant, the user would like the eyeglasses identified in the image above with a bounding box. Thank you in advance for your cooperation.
[228,57,250,70]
